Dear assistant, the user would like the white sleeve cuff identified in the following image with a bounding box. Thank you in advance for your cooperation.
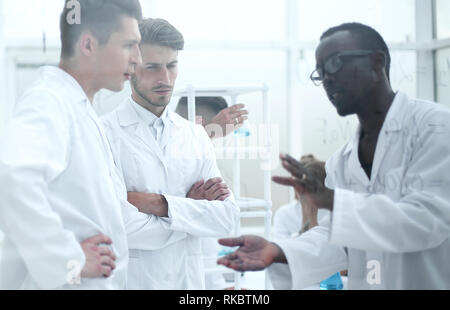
[163,194,177,225]
[164,194,192,231]
[267,263,293,290]
[330,188,358,246]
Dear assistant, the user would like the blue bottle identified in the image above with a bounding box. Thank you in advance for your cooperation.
[234,120,251,137]
[320,272,343,290]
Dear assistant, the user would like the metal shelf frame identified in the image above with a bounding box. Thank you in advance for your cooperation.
[174,84,272,290]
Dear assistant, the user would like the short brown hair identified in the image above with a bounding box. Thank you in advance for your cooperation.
[139,18,184,50]
[321,23,391,81]
[60,0,143,58]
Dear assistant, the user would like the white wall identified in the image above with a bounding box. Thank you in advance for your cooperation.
[436,47,450,107]
[0,0,5,134]
[0,0,5,251]
[436,0,450,40]
[1,0,426,227]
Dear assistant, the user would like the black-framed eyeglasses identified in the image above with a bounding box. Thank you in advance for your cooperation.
[310,50,375,86]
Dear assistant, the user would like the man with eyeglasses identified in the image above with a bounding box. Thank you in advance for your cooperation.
[217,23,450,290]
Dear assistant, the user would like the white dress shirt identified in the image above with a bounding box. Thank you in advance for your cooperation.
[131,99,168,145]
[0,66,128,290]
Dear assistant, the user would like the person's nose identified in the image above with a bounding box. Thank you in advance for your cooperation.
[158,67,171,85]
[322,71,334,88]
[130,45,142,67]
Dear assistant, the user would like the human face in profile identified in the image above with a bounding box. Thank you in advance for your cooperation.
[94,16,142,92]
[315,30,377,117]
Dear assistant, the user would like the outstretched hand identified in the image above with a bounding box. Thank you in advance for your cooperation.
[206,104,249,138]
[217,235,286,272]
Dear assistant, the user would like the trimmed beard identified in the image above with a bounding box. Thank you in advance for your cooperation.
[130,75,169,108]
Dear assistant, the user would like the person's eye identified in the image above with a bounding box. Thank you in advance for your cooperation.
[324,57,339,73]
[323,60,332,73]
[330,57,341,69]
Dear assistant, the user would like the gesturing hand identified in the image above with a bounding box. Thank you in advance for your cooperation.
[272,154,334,211]
[206,104,249,138]
[187,177,230,201]
[80,234,116,278]
[216,235,286,272]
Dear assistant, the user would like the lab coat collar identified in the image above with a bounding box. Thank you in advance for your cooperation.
[42,66,112,165]
[130,98,171,128]
[129,99,174,152]
[159,109,193,150]
[116,98,169,171]
[117,98,140,127]
[382,91,406,133]
[116,97,187,152]
[132,99,160,127]
[342,91,405,156]
[342,92,408,184]
[342,128,358,156]
[39,66,89,104]
[118,98,178,128]
[166,109,186,128]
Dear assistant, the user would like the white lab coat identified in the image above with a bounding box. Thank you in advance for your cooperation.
[101,98,239,290]
[273,201,330,239]
[202,238,229,290]
[0,66,128,290]
[268,92,450,290]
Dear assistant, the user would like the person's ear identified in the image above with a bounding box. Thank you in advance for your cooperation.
[79,32,99,57]
[371,51,387,83]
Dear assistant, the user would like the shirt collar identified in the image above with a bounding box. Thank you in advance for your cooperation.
[343,91,406,156]
[118,98,195,129]
[39,66,89,104]
[130,96,170,127]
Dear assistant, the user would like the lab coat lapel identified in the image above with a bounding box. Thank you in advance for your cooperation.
[347,130,370,187]
[369,93,404,184]
[134,122,166,165]
[118,100,168,171]
[369,134,388,185]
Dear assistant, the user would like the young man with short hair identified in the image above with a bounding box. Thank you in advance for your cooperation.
[102,18,239,290]
[0,0,142,289]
